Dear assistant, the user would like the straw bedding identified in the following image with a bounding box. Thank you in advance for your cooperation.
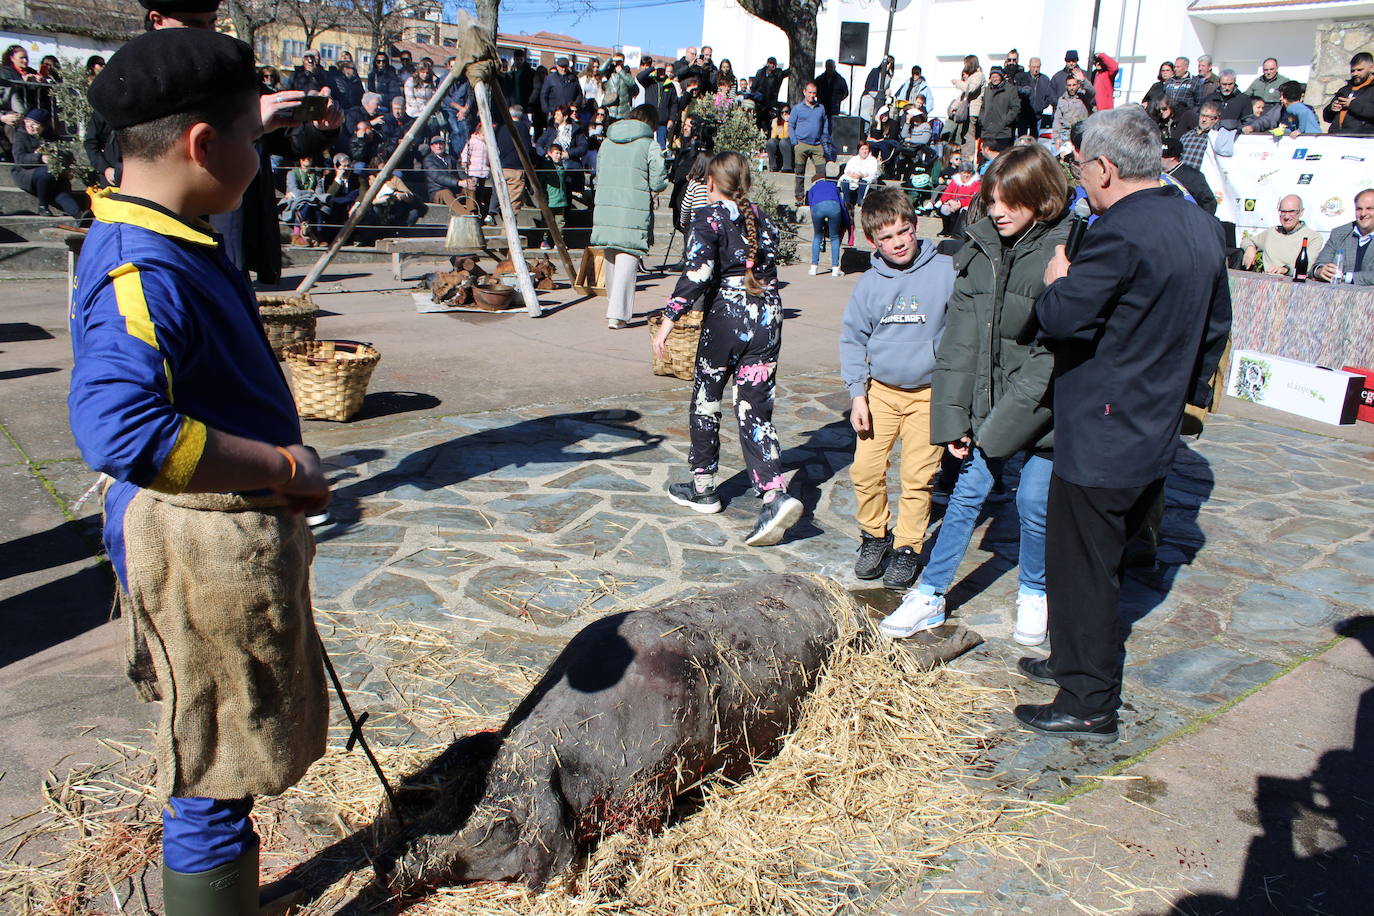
[0,578,1027,915]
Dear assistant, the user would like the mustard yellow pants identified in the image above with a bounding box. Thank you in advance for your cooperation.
[850,380,944,551]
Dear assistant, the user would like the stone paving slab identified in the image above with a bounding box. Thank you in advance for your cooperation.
[301,371,1374,825]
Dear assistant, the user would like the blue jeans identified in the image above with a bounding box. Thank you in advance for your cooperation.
[838,177,869,208]
[918,448,1051,597]
[655,125,667,148]
[810,199,842,267]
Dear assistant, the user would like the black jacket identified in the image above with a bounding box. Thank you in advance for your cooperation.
[1324,77,1374,135]
[368,67,403,104]
[289,66,331,93]
[540,69,582,113]
[1208,90,1252,128]
[753,65,786,104]
[979,81,1022,140]
[815,70,849,116]
[84,110,121,186]
[331,70,365,109]
[494,112,533,167]
[1167,163,1216,215]
[1034,185,1231,488]
[535,122,588,161]
[420,150,463,196]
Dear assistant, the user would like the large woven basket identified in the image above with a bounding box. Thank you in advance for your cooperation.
[257,294,318,358]
[646,311,703,381]
[283,340,381,422]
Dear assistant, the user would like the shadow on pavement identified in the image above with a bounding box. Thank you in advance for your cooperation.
[322,409,665,540]
[1157,617,1373,916]
[350,391,442,421]
[1119,440,1215,640]
[0,366,60,382]
[0,560,113,668]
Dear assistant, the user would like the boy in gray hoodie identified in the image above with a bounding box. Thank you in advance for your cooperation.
[839,188,955,588]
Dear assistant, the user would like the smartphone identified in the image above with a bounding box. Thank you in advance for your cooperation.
[292,95,329,122]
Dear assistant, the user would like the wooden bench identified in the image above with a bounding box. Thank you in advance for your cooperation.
[375,237,486,281]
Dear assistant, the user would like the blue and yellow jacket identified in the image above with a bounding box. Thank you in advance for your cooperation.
[68,190,302,587]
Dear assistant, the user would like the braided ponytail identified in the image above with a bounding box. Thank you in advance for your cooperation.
[707,151,765,295]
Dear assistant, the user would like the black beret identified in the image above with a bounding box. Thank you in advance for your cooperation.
[89,28,257,130]
[138,0,220,11]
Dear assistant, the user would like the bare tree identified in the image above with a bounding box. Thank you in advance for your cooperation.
[280,0,350,50]
[733,0,820,105]
[222,0,282,50]
[472,0,497,40]
[350,0,430,57]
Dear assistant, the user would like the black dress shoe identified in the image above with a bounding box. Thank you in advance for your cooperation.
[1017,656,1057,686]
[1014,703,1118,742]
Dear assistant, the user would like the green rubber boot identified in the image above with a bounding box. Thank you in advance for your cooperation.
[161,843,258,916]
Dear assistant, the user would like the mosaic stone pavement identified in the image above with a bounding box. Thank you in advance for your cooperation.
[303,372,1374,809]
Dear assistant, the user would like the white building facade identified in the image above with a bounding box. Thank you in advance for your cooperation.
[698,0,1374,113]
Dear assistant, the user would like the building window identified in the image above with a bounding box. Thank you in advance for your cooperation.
[281,39,306,63]
[318,43,340,61]
[442,37,456,48]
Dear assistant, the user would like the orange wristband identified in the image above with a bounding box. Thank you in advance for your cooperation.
[274,446,297,485]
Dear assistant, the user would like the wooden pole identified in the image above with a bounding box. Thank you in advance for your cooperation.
[472,79,542,317]
[487,80,579,284]
[294,61,465,297]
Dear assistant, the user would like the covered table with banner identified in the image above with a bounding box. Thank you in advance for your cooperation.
[1200,133,1374,235]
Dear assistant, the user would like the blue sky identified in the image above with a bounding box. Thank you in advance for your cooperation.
[475,0,706,57]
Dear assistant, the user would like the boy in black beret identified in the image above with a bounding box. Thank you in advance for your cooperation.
[71,27,330,915]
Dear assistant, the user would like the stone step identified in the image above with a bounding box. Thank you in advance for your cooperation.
[0,240,69,272]
[0,214,78,243]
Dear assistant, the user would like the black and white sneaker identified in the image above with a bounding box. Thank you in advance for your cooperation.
[854,531,891,580]
[667,481,722,514]
[883,545,921,589]
[745,493,804,546]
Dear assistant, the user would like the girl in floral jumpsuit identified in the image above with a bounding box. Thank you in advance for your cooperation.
[652,151,804,546]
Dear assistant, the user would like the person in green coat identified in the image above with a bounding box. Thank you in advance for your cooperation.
[882,143,1070,648]
[592,104,668,329]
[600,55,637,120]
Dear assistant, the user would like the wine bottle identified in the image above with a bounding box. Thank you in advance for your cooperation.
[1293,237,1309,282]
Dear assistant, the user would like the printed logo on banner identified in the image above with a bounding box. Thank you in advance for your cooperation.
[1306,153,1322,161]
[1298,174,1314,185]
[1292,148,1307,159]
[1341,155,1366,162]
[1321,197,1345,218]
[1244,199,1256,211]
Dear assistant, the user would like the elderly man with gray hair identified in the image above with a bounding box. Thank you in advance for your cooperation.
[1241,194,1326,276]
[1014,105,1232,742]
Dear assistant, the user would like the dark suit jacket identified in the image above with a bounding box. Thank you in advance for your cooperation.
[1168,163,1216,215]
[1034,185,1232,488]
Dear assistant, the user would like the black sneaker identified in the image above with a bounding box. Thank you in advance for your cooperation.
[854,531,891,580]
[667,481,722,514]
[745,493,804,546]
[883,545,921,589]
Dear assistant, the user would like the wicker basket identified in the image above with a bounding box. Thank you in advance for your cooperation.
[283,340,381,422]
[257,294,318,358]
[646,310,703,381]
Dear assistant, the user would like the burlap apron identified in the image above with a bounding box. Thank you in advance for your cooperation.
[118,488,328,803]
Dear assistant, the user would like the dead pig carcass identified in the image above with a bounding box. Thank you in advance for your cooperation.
[380,573,842,891]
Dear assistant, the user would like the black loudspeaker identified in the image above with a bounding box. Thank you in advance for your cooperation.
[832,115,862,156]
[838,21,868,67]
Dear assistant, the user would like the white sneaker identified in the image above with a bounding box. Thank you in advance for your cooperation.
[879,590,946,638]
[1013,592,1048,646]
[808,264,820,276]
[830,266,843,277]
[608,318,627,329]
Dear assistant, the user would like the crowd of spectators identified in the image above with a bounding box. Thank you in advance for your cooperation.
[0,32,1367,264]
